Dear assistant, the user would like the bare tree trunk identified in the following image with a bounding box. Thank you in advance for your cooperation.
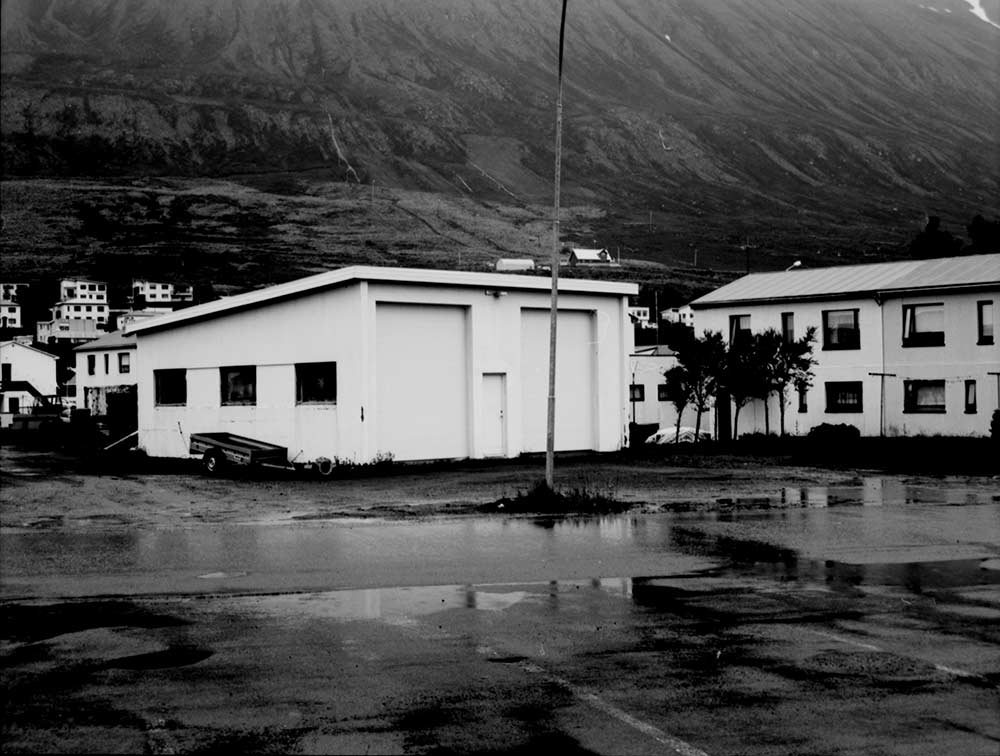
[733,403,741,440]
[778,386,787,436]
[763,394,770,435]
[695,406,703,440]
[674,411,682,443]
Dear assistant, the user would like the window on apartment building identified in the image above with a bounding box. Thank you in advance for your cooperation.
[8,397,19,414]
[154,369,187,406]
[629,384,645,402]
[978,301,994,345]
[221,365,256,405]
[822,309,860,350]
[87,355,96,376]
[797,385,808,413]
[825,381,863,413]
[657,384,669,402]
[118,352,130,374]
[903,380,945,413]
[296,361,337,403]
[1,363,11,382]
[902,303,944,347]
[729,314,751,345]
[103,354,110,373]
[781,312,795,344]
[964,380,977,414]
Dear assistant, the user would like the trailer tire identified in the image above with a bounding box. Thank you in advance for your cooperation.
[203,449,226,476]
[314,456,335,478]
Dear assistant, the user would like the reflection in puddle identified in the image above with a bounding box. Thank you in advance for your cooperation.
[670,526,1000,594]
[234,578,638,624]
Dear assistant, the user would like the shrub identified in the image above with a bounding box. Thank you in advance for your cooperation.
[484,479,629,515]
[992,409,999,441]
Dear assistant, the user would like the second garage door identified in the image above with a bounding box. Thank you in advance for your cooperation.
[520,309,596,452]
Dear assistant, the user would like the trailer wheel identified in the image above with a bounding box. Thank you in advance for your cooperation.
[203,449,226,475]
[314,456,335,478]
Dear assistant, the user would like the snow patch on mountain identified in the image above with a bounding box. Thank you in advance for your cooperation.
[962,0,1000,28]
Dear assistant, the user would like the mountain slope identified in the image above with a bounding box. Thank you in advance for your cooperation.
[1,0,998,270]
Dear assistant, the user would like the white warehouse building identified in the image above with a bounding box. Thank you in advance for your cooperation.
[690,254,999,438]
[126,266,638,463]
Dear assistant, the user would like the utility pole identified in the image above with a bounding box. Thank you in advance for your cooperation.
[545,0,569,489]
[654,290,660,346]
[868,371,897,437]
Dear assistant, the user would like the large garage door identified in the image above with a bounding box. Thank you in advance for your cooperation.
[520,309,595,452]
[375,303,469,461]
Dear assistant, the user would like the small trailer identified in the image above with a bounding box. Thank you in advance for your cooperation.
[189,432,291,475]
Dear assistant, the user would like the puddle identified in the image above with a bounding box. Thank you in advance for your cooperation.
[670,526,1000,594]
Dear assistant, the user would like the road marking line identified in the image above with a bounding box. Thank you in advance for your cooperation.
[476,644,708,756]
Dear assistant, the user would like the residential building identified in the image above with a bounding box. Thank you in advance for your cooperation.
[131,280,194,304]
[0,340,58,426]
[36,318,102,345]
[628,306,656,329]
[628,345,714,435]
[0,283,29,302]
[74,331,137,416]
[126,266,637,464]
[564,247,618,266]
[690,254,1000,437]
[1,301,22,329]
[59,279,108,303]
[662,305,695,328]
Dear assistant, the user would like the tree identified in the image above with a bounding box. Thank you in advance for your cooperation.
[753,329,784,435]
[662,364,692,442]
[723,335,765,440]
[672,330,726,440]
[775,327,817,436]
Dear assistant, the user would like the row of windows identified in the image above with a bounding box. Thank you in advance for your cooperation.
[154,362,338,406]
[87,352,130,376]
[822,379,978,414]
[630,379,982,415]
[729,301,994,350]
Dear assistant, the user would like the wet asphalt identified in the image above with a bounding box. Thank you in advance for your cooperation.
[2,473,999,754]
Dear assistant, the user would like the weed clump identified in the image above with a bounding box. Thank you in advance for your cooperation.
[485,479,630,515]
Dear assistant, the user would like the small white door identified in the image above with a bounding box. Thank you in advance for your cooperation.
[481,373,506,457]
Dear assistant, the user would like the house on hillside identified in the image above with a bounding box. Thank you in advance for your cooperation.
[690,254,999,438]
[0,340,58,427]
[125,266,637,464]
[564,247,618,267]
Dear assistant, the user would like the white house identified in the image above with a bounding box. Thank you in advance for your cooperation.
[565,247,618,267]
[662,305,694,327]
[0,340,58,426]
[36,318,102,345]
[132,280,194,304]
[628,345,715,435]
[1,301,22,329]
[126,266,638,464]
[690,254,1000,438]
[74,331,137,416]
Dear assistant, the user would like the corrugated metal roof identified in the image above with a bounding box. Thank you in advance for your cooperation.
[73,330,137,352]
[690,254,999,308]
[126,266,637,335]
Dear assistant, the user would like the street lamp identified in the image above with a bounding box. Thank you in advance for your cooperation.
[785,261,802,271]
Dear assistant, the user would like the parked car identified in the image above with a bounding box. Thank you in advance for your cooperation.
[645,426,712,444]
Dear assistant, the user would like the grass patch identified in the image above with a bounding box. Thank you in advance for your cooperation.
[483,479,630,515]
